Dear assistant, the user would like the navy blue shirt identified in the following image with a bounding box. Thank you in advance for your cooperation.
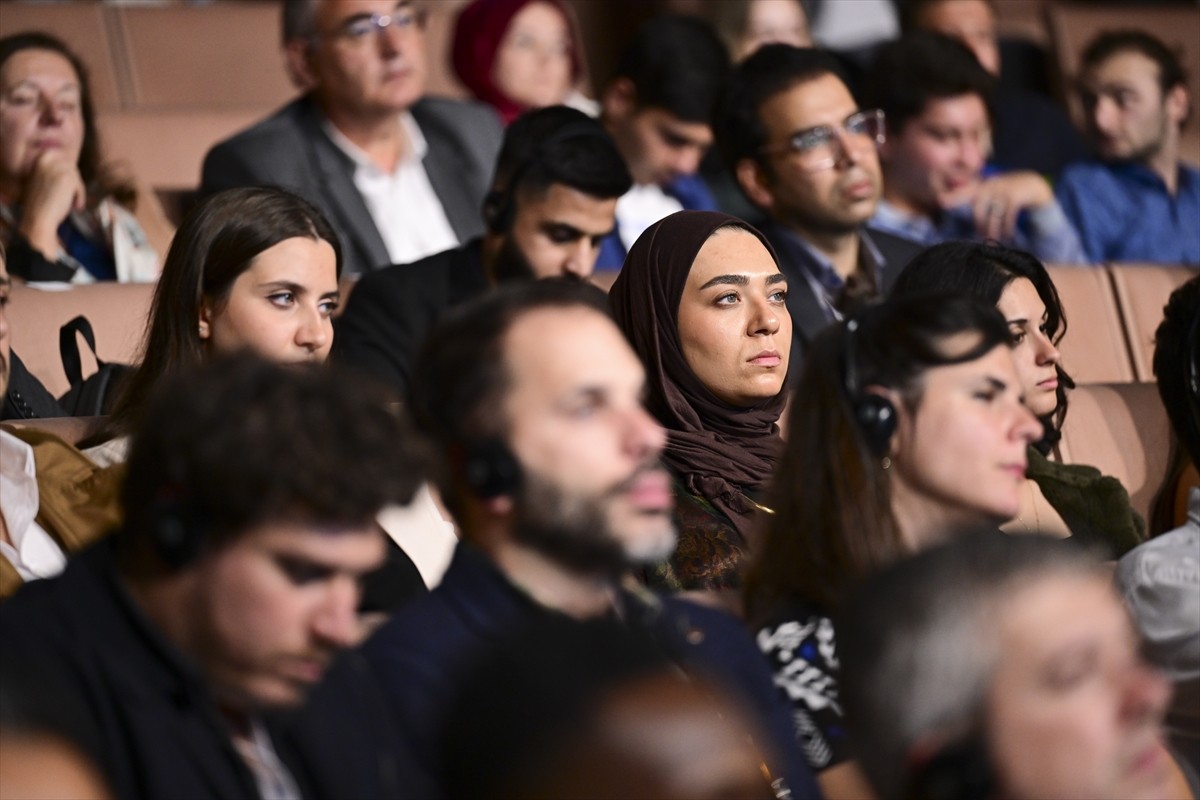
[1056,160,1200,265]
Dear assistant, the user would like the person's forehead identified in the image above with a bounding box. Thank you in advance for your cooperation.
[918,93,989,127]
[503,306,642,397]
[1085,50,1163,90]
[1,48,80,87]
[639,109,713,144]
[920,0,994,31]
[522,184,618,230]
[235,517,384,568]
[761,74,857,130]
[997,573,1128,664]
[316,0,407,27]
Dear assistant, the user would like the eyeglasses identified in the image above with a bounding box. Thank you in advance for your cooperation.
[323,7,424,43]
[761,109,886,171]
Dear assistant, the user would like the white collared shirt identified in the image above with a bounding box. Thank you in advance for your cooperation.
[615,183,684,253]
[323,113,459,265]
[0,430,67,582]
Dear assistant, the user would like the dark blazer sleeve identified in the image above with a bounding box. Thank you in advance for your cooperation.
[332,266,428,396]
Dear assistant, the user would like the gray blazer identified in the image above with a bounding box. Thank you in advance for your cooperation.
[200,95,503,277]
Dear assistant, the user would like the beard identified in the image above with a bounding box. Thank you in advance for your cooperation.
[490,235,587,284]
[510,463,677,578]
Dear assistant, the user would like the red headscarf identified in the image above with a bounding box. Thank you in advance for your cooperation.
[451,0,582,125]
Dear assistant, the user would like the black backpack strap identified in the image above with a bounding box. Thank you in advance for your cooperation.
[59,315,102,387]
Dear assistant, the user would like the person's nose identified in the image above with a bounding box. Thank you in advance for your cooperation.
[1092,96,1119,135]
[38,96,64,127]
[1032,329,1061,367]
[1119,658,1172,727]
[748,296,781,336]
[832,126,862,167]
[296,307,330,354]
[562,239,596,279]
[626,405,667,461]
[673,146,702,178]
[1011,401,1042,445]
[378,19,405,57]
[311,577,361,650]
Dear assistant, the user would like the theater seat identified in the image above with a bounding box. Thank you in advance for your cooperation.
[1107,263,1198,382]
[7,282,155,398]
[1056,382,1175,530]
[1046,265,1134,383]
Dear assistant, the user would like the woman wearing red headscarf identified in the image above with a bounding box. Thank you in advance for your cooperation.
[452,0,595,125]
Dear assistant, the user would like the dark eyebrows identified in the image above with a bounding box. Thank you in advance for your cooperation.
[698,272,787,290]
[765,273,787,286]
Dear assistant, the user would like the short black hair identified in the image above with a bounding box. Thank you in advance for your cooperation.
[1082,29,1187,96]
[1154,276,1200,468]
[119,355,427,565]
[406,280,609,516]
[714,44,849,172]
[610,14,730,123]
[898,0,996,34]
[491,105,632,209]
[863,31,996,135]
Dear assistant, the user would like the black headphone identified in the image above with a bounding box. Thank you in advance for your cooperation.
[843,317,897,457]
[904,732,997,800]
[482,121,610,235]
[147,461,208,570]
[461,439,523,499]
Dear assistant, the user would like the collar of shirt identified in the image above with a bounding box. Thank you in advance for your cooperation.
[321,111,427,175]
[0,429,67,581]
[771,225,886,322]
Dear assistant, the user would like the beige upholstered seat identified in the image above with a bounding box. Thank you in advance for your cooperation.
[1046,265,1135,383]
[1108,263,1199,382]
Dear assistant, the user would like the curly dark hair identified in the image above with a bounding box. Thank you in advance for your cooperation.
[118,355,427,568]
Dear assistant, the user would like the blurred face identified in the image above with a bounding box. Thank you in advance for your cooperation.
[881,94,991,215]
[200,236,339,363]
[736,0,811,61]
[502,306,675,572]
[915,0,1000,76]
[506,183,617,280]
[0,256,9,397]
[988,573,1174,799]
[677,229,791,407]
[0,48,84,195]
[996,277,1061,418]
[890,341,1041,535]
[185,521,385,711]
[752,74,882,234]
[1081,50,1184,163]
[612,106,713,186]
[305,0,427,122]
[493,1,573,110]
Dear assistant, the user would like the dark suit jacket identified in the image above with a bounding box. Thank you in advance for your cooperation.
[762,222,923,373]
[201,95,502,277]
[332,238,489,394]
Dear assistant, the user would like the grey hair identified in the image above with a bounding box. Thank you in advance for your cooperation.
[837,532,1105,799]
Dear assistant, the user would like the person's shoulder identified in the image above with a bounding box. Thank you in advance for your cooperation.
[1058,160,1121,189]
[348,242,481,305]
[863,225,925,261]
[206,96,314,156]
[413,95,503,128]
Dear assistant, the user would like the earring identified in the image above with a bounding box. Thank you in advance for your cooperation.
[881,456,892,470]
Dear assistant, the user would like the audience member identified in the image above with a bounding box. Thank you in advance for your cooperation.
[0,244,123,598]
[865,33,1087,263]
[711,0,812,62]
[1,239,71,420]
[892,241,1145,555]
[0,355,428,800]
[743,293,1041,798]
[840,533,1192,800]
[442,616,778,800]
[902,0,1088,177]
[334,105,629,394]
[452,0,593,124]
[1117,275,1200,775]
[595,14,729,269]
[0,33,158,283]
[1057,30,1199,264]
[96,186,341,458]
[316,280,820,799]
[201,0,503,276]
[715,44,923,368]
[609,211,789,592]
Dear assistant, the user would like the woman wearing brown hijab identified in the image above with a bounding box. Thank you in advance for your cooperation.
[610,211,791,591]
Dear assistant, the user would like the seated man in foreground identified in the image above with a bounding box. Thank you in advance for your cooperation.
[311,281,822,798]
[0,356,428,800]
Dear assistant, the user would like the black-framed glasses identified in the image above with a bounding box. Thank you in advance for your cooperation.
[761,109,886,171]
[324,7,424,42]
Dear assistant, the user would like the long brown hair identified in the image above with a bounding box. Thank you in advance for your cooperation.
[743,293,1011,621]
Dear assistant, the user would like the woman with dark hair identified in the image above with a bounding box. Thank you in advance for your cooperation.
[610,210,791,592]
[0,32,158,283]
[891,240,1144,554]
[88,186,341,462]
[452,0,594,125]
[743,292,1041,798]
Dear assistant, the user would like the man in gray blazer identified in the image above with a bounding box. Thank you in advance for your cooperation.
[201,0,502,277]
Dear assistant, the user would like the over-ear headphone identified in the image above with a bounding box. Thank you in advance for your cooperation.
[147,463,208,570]
[843,318,897,457]
[904,732,997,800]
[461,439,523,500]
[482,121,611,235]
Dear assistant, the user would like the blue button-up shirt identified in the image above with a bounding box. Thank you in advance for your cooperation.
[1056,160,1200,265]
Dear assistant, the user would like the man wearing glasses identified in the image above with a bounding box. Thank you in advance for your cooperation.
[864,33,1087,265]
[715,44,923,369]
[202,0,503,277]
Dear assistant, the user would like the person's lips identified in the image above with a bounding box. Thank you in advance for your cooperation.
[286,657,329,685]
[1037,375,1059,391]
[748,350,782,367]
[624,469,673,512]
[1000,461,1027,480]
[843,178,875,201]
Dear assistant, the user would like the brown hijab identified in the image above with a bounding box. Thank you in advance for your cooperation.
[609,211,787,543]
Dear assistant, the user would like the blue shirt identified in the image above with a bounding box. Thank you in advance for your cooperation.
[870,196,1088,264]
[1056,160,1200,265]
[595,173,718,271]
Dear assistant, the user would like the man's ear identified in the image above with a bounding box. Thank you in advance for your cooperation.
[601,77,637,123]
[736,158,776,212]
[1166,83,1190,128]
[284,38,318,92]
